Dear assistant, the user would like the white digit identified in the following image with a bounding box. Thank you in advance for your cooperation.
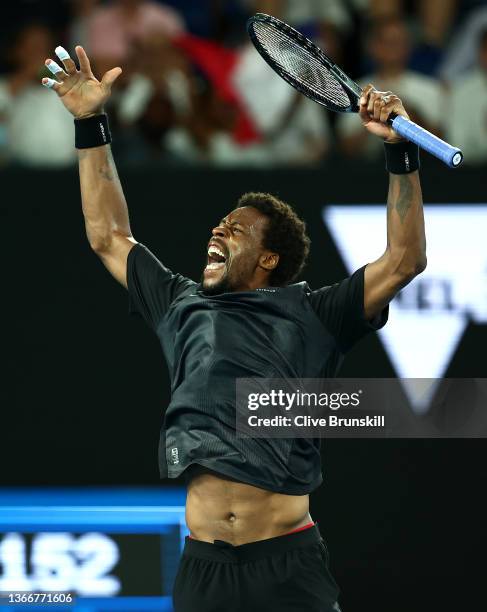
[75,533,120,596]
[31,533,76,591]
[0,533,31,591]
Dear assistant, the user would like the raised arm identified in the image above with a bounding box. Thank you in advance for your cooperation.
[42,45,135,287]
[358,84,427,320]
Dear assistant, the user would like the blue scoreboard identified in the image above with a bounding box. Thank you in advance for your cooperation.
[0,488,188,611]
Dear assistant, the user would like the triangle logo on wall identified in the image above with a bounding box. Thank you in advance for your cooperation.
[323,205,487,412]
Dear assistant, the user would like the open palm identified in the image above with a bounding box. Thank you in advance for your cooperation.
[42,46,122,119]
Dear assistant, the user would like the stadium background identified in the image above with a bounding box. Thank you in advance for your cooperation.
[1,1,486,612]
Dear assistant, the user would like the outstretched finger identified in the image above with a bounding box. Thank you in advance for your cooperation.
[55,46,77,75]
[41,77,62,92]
[101,66,122,91]
[45,59,68,81]
[75,45,92,75]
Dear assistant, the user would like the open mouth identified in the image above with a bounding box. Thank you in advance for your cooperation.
[206,244,227,271]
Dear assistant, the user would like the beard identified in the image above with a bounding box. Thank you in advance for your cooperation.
[201,253,255,295]
[200,269,235,296]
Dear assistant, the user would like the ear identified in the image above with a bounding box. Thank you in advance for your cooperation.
[259,252,279,272]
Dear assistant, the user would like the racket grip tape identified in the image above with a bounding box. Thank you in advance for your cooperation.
[389,115,463,168]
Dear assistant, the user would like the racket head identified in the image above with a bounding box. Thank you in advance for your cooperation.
[247,13,361,113]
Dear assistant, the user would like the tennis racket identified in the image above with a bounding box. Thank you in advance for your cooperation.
[247,13,463,168]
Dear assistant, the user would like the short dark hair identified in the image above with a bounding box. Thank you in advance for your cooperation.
[237,192,310,286]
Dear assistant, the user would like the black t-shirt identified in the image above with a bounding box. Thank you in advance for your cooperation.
[127,243,388,494]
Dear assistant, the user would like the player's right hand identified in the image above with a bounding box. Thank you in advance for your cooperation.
[42,45,122,119]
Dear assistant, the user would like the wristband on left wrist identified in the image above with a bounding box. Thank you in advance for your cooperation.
[74,113,112,149]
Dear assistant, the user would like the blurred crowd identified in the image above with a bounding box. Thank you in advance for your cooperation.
[0,0,487,168]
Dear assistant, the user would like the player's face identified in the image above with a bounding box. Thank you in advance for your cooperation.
[202,206,270,294]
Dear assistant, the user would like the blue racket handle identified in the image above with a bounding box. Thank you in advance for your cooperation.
[389,115,463,168]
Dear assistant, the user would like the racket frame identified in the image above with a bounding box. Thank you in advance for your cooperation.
[247,12,463,168]
[247,12,362,113]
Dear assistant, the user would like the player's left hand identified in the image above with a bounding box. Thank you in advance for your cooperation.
[359,84,410,143]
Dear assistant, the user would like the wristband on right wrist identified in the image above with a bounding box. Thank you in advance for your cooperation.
[384,140,420,174]
[74,113,112,149]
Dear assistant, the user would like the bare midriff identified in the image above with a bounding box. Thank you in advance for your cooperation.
[186,470,312,546]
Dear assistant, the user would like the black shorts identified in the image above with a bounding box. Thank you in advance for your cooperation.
[172,524,341,612]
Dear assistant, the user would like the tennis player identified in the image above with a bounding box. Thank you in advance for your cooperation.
[43,45,426,612]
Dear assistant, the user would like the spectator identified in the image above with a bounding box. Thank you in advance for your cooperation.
[250,0,368,64]
[164,87,329,167]
[163,40,331,166]
[370,0,458,47]
[446,28,487,164]
[369,0,458,75]
[0,23,75,167]
[86,0,185,77]
[251,0,366,36]
[68,0,100,51]
[337,16,442,159]
[439,5,487,84]
[162,0,251,46]
[163,76,268,166]
[112,32,194,161]
[232,43,331,165]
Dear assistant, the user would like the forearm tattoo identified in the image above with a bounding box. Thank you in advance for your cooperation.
[389,174,416,224]
[78,148,115,182]
[98,149,115,182]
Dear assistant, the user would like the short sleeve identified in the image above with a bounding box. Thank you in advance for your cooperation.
[127,243,197,330]
[308,265,388,353]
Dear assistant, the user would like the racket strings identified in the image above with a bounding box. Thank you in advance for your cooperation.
[251,22,350,110]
